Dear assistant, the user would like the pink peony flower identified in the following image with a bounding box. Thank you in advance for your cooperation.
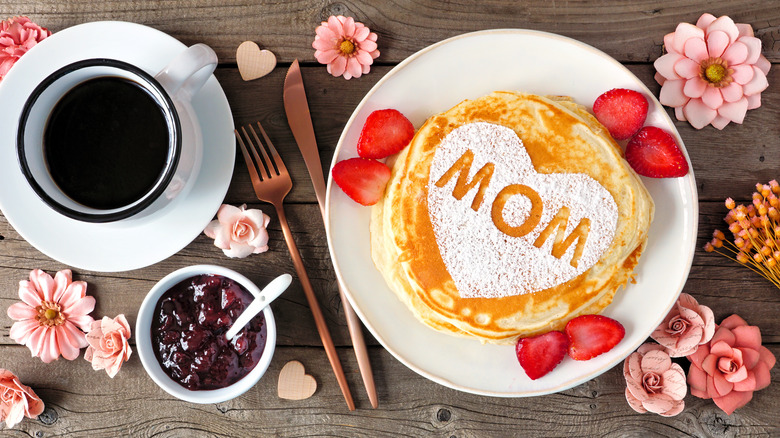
[654,13,770,130]
[0,16,50,82]
[0,369,44,428]
[624,343,687,417]
[204,203,271,258]
[687,314,776,415]
[7,269,95,363]
[84,315,132,378]
[651,293,716,357]
[312,15,379,80]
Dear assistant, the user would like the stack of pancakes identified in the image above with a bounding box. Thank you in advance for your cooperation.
[370,91,654,344]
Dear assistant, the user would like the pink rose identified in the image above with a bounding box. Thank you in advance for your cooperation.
[651,293,716,357]
[0,16,51,82]
[204,204,271,258]
[84,315,132,378]
[688,314,776,415]
[624,343,687,416]
[0,369,44,428]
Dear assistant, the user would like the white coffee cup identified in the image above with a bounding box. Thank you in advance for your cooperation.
[17,43,217,222]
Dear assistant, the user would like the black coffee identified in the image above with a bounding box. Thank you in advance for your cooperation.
[44,76,171,210]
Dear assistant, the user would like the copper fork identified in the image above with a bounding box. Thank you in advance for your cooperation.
[235,122,355,411]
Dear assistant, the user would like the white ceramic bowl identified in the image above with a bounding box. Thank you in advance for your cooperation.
[136,264,277,403]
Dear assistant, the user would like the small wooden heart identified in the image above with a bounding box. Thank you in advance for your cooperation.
[278,360,317,400]
[236,41,277,81]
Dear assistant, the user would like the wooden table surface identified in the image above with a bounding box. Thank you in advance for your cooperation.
[1,1,780,437]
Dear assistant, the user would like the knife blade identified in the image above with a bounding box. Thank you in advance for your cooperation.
[283,59,379,409]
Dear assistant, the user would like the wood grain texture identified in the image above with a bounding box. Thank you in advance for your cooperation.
[2,1,779,64]
[0,344,777,437]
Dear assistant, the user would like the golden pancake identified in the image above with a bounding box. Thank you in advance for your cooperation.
[370,91,654,344]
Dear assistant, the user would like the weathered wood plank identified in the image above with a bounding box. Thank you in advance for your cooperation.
[0,344,777,437]
[2,1,779,63]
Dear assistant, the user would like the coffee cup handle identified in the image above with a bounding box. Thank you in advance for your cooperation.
[155,43,218,101]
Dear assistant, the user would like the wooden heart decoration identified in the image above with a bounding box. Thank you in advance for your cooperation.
[427,122,619,299]
[278,360,317,400]
[236,41,277,81]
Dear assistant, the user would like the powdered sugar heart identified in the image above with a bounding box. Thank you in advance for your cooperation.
[427,122,618,299]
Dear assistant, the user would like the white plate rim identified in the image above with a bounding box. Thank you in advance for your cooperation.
[325,28,698,396]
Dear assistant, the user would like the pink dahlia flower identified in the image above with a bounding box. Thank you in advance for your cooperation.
[624,343,687,417]
[84,315,132,378]
[651,293,715,357]
[0,16,51,82]
[0,369,44,428]
[6,269,95,363]
[654,13,770,130]
[687,314,776,415]
[313,15,379,80]
[204,203,271,258]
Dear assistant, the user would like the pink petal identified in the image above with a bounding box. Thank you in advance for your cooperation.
[738,35,763,64]
[731,64,754,86]
[707,16,740,43]
[30,270,56,302]
[753,361,772,390]
[64,295,95,318]
[682,99,717,129]
[9,319,40,344]
[696,13,717,30]
[699,306,716,342]
[662,32,676,54]
[312,38,336,52]
[27,326,47,357]
[654,53,683,80]
[702,354,718,375]
[673,329,702,356]
[355,49,374,66]
[315,25,337,42]
[712,327,737,346]
[59,281,88,310]
[755,55,771,75]
[358,38,378,53]
[722,41,748,65]
[38,329,59,363]
[641,350,672,373]
[758,345,776,369]
[713,391,752,415]
[674,106,686,121]
[688,365,710,398]
[327,15,343,35]
[672,23,704,54]
[677,293,699,309]
[724,365,748,383]
[736,23,754,38]
[674,57,702,79]
[688,344,710,367]
[660,401,685,417]
[55,328,80,360]
[684,37,708,62]
[711,340,734,357]
[68,315,95,332]
[732,372,756,392]
[711,115,730,130]
[659,79,689,107]
[742,67,768,95]
[717,98,749,124]
[625,388,647,413]
[354,25,370,41]
[746,93,761,110]
[52,270,72,303]
[627,352,643,382]
[726,80,749,105]
[712,372,734,397]
[720,314,748,329]
[706,30,730,58]
[330,55,347,77]
[732,325,762,350]
[677,306,703,329]
[223,243,255,258]
[342,16,355,38]
[741,348,761,369]
[642,394,675,414]
[345,57,363,79]
[17,281,42,308]
[701,86,724,109]
[661,364,688,400]
[215,204,242,225]
[7,302,36,320]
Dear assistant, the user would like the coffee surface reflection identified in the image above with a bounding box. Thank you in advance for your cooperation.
[44,76,171,210]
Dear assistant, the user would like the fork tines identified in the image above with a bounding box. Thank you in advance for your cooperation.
[235,122,285,181]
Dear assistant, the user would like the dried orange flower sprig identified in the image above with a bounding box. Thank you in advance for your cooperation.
[705,180,780,288]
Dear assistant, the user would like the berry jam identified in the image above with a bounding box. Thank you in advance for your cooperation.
[151,274,267,390]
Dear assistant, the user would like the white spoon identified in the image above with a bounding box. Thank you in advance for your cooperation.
[225,273,292,341]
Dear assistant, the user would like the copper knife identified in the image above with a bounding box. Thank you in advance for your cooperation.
[283,59,378,409]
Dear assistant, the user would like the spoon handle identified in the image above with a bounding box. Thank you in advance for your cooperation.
[225,273,292,341]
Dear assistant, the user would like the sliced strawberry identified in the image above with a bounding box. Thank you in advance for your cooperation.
[357,109,415,159]
[515,331,569,380]
[625,126,689,178]
[331,157,391,206]
[565,314,625,361]
[592,88,648,140]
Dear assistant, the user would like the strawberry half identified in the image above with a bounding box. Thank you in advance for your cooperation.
[331,157,391,206]
[592,88,648,140]
[357,109,415,159]
[515,331,569,380]
[564,314,625,361]
[625,126,689,178]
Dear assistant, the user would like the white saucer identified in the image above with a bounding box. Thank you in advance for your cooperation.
[0,21,235,272]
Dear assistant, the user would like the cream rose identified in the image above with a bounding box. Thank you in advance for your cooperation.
[204,204,271,258]
[0,369,44,428]
[84,315,132,378]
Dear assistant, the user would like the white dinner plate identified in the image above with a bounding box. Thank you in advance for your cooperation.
[325,29,698,396]
[0,21,234,272]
